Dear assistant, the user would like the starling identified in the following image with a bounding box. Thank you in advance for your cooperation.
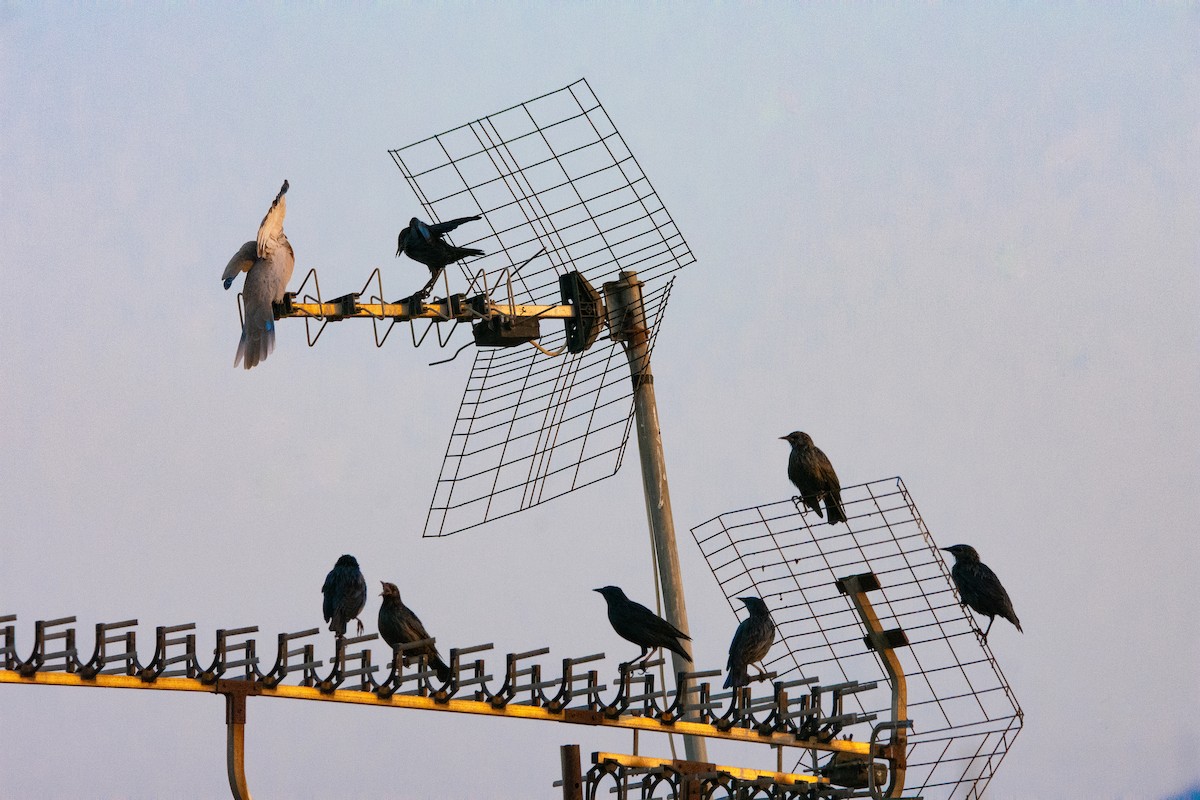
[321,554,367,638]
[723,596,776,689]
[396,215,485,299]
[594,585,692,668]
[942,544,1022,643]
[782,431,847,525]
[220,180,295,369]
[377,581,452,683]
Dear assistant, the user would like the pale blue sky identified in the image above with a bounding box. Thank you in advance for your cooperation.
[1,5,1197,799]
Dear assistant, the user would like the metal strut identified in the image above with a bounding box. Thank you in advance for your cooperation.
[219,680,259,800]
[835,573,910,798]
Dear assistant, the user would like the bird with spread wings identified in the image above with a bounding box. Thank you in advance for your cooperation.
[221,180,294,369]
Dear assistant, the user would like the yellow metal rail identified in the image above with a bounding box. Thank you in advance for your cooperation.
[279,296,575,322]
[592,751,826,786]
[0,670,871,757]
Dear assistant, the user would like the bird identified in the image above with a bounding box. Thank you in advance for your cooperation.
[782,431,847,525]
[723,596,776,689]
[941,544,1022,643]
[377,581,452,683]
[593,586,692,669]
[395,215,485,299]
[220,180,295,369]
[321,554,367,638]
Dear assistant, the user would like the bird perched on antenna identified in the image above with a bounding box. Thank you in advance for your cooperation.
[377,581,452,683]
[396,215,485,300]
[942,544,1022,643]
[594,586,692,670]
[782,431,847,525]
[321,554,367,638]
[220,180,294,369]
[724,596,776,689]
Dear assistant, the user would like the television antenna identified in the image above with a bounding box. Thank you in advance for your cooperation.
[261,78,705,760]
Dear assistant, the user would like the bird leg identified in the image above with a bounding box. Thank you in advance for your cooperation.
[980,616,995,644]
[631,646,658,673]
[748,662,770,683]
[418,268,444,300]
[354,617,365,637]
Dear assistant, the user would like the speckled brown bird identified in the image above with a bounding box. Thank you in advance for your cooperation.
[942,544,1022,643]
[321,554,367,638]
[782,431,847,525]
[724,596,776,689]
[377,581,452,682]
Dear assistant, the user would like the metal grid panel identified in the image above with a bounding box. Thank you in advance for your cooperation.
[690,477,1023,799]
[389,79,692,536]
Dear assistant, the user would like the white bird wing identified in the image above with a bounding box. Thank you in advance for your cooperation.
[221,240,257,286]
[256,180,289,258]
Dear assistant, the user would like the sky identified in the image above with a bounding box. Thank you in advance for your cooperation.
[1,4,1198,799]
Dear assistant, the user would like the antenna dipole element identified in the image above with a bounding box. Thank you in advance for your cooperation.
[603,270,708,764]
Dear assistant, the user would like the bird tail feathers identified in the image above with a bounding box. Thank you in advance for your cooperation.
[235,319,275,369]
[826,496,847,525]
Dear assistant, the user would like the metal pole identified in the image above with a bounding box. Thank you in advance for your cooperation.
[220,680,257,800]
[559,744,583,800]
[604,271,708,764]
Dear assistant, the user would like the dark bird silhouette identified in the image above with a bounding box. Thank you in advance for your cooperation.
[396,215,484,299]
[724,596,776,689]
[594,585,692,669]
[220,180,295,369]
[321,554,367,638]
[782,431,847,525]
[377,581,452,683]
[942,544,1022,643]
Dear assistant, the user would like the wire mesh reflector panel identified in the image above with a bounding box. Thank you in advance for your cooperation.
[691,477,1023,800]
[389,79,692,536]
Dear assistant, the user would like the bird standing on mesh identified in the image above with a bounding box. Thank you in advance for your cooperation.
[594,586,692,669]
[942,544,1022,643]
[321,554,367,638]
[377,581,452,683]
[221,180,294,369]
[396,215,485,299]
[782,431,847,525]
[723,596,776,689]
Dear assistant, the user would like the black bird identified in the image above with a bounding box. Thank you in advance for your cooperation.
[594,585,692,668]
[782,431,847,525]
[942,544,1022,643]
[396,215,485,299]
[724,596,776,689]
[321,554,367,638]
[377,581,452,683]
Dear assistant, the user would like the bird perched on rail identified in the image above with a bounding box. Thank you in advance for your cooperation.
[322,554,367,638]
[377,581,452,683]
[396,215,485,299]
[221,180,295,369]
[724,596,776,689]
[782,431,847,525]
[594,585,692,669]
[941,544,1022,643]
